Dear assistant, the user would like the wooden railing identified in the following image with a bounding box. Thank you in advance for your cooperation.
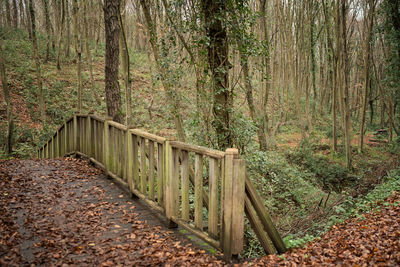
[38,113,286,260]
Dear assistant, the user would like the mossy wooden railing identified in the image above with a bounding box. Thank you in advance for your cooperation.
[37,114,286,260]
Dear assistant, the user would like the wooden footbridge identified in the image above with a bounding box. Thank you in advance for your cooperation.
[37,114,286,260]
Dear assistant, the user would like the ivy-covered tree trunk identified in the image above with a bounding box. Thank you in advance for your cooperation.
[201,0,232,150]
[104,0,122,123]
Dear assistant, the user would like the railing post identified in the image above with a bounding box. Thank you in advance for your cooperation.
[222,148,246,261]
[126,128,134,194]
[104,119,110,171]
[64,123,67,155]
[73,115,78,152]
[164,141,178,227]
[87,115,92,157]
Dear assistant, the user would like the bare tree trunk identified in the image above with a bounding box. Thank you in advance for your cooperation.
[0,41,14,154]
[339,0,352,169]
[83,0,101,106]
[19,0,24,29]
[104,0,123,123]
[5,0,11,27]
[22,0,31,38]
[29,0,45,122]
[12,0,18,28]
[118,0,132,125]
[65,0,70,58]
[72,0,83,112]
[42,0,51,62]
[358,0,376,153]
[140,0,186,141]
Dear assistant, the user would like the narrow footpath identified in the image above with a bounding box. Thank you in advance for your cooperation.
[1,158,399,266]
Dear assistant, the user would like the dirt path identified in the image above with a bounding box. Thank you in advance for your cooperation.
[0,159,223,266]
[1,158,399,266]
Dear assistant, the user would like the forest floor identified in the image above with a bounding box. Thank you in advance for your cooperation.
[1,158,399,266]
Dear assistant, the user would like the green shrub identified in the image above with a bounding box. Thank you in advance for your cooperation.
[288,138,349,192]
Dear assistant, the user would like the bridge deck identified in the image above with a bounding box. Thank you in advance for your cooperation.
[0,158,223,266]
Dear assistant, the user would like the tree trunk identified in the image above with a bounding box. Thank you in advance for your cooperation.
[201,0,232,150]
[358,0,375,153]
[104,0,123,123]
[42,0,51,63]
[339,0,352,169]
[83,0,101,106]
[140,0,186,141]
[23,0,32,39]
[119,0,132,125]
[65,0,70,58]
[5,0,12,27]
[12,0,18,28]
[72,0,83,112]
[29,0,45,122]
[0,41,14,154]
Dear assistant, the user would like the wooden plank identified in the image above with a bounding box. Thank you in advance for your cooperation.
[87,116,91,157]
[126,131,134,191]
[148,140,155,200]
[222,148,237,260]
[170,141,225,159]
[245,175,287,253]
[208,158,219,239]
[140,137,147,194]
[107,120,127,131]
[165,141,172,219]
[194,153,203,230]
[171,148,180,218]
[64,123,68,155]
[130,129,166,143]
[118,129,123,178]
[103,121,110,171]
[132,135,139,189]
[89,114,105,122]
[171,216,220,250]
[231,158,246,255]
[244,195,276,254]
[181,150,189,221]
[157,143,164,207]
[73,115,78,152]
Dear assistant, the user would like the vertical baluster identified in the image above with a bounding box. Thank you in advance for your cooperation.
[148,140,155,200]
[194,153,203,229]
[140,137,147,194]
[209,157,219,238]
[181,150,189,221]
[157,143,164,206]
[132,135,139,189]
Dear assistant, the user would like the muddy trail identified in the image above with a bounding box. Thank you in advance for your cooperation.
[0,158,399,266]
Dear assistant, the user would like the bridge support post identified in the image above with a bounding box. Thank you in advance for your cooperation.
[164,141,178,228]
[222,148,246,261]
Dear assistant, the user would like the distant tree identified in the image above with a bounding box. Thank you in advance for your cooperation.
[0,41,14,154]
[29,0,45,122]
[104,0,122,123]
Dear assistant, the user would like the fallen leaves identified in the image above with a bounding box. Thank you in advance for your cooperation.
[0,159,223,266]
[1,158,399,266]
